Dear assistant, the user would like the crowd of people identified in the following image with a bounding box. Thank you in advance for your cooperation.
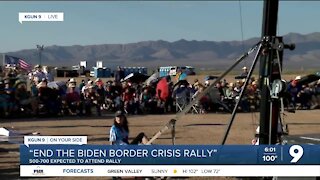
[286,75,320,110]
[1,65,320,118]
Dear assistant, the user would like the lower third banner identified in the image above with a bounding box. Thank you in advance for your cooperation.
[20,145,320,177]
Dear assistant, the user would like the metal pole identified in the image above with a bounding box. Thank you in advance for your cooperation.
[259,0,279,145]
[177,42,260,119]
[146,43,260,145]
[39,50,42,66]
[221,43,262,145]
[37,45,44,66]
[2,53,5,68]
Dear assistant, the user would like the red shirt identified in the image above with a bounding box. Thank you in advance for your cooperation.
[122,91,133,102]
[156,78,169,101]
[66,91,81,103]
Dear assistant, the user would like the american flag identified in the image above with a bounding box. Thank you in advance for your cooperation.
[4,55,32,71]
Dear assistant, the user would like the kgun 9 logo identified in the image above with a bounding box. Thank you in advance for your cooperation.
[289,145,304,163]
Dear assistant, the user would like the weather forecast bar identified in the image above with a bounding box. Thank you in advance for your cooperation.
[20,165,320,177]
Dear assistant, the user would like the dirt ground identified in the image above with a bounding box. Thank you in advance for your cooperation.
[0,109,319,179]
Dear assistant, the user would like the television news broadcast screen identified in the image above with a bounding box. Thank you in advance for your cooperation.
[1,1,320,179]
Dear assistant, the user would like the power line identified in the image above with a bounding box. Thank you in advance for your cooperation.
[238,0,246,67]
[238,0,245,52]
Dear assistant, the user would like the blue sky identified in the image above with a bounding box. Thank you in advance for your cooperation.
[0,1,319,52]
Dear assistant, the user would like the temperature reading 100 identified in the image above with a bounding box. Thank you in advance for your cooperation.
[262,155,278,162]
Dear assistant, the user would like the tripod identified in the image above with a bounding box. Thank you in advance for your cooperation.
[221,36,294,145]
[146,36,294,145]
[148,37,294,144]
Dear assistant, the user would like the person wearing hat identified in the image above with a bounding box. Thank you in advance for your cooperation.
[69,78,76,83]
[192,79,200,91]
[15,82,38,115]
[95,79,106,111]
[67,78,80,94]
[204,80,210,87]
[43,66,54,82]
[37,78,59,115]
[33,65,46,82]
[95,78,102,83]
[65,82,83,116]
[83,83,101,116]
[109,111,149,145]
[287,78,302,110]
[246,81,259,111]
[82,80,94,94]
[240,66,248,77]
[295,76,301,81]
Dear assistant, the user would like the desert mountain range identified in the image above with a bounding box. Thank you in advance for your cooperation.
[5,32,320,70]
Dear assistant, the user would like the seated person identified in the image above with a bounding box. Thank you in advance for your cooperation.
[0,81,11,117]
[15,83,38,115]
[2,78,15,116]
[240,66,248,77]
[122,87,134,114]
[65,83,83,115]
[83,85,101,116]
[37,79,50,102]
[109,111,149,145]
[139,87,153,113]
[37,79,60,115]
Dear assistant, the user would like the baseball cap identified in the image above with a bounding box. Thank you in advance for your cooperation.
[115,110,125,117]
